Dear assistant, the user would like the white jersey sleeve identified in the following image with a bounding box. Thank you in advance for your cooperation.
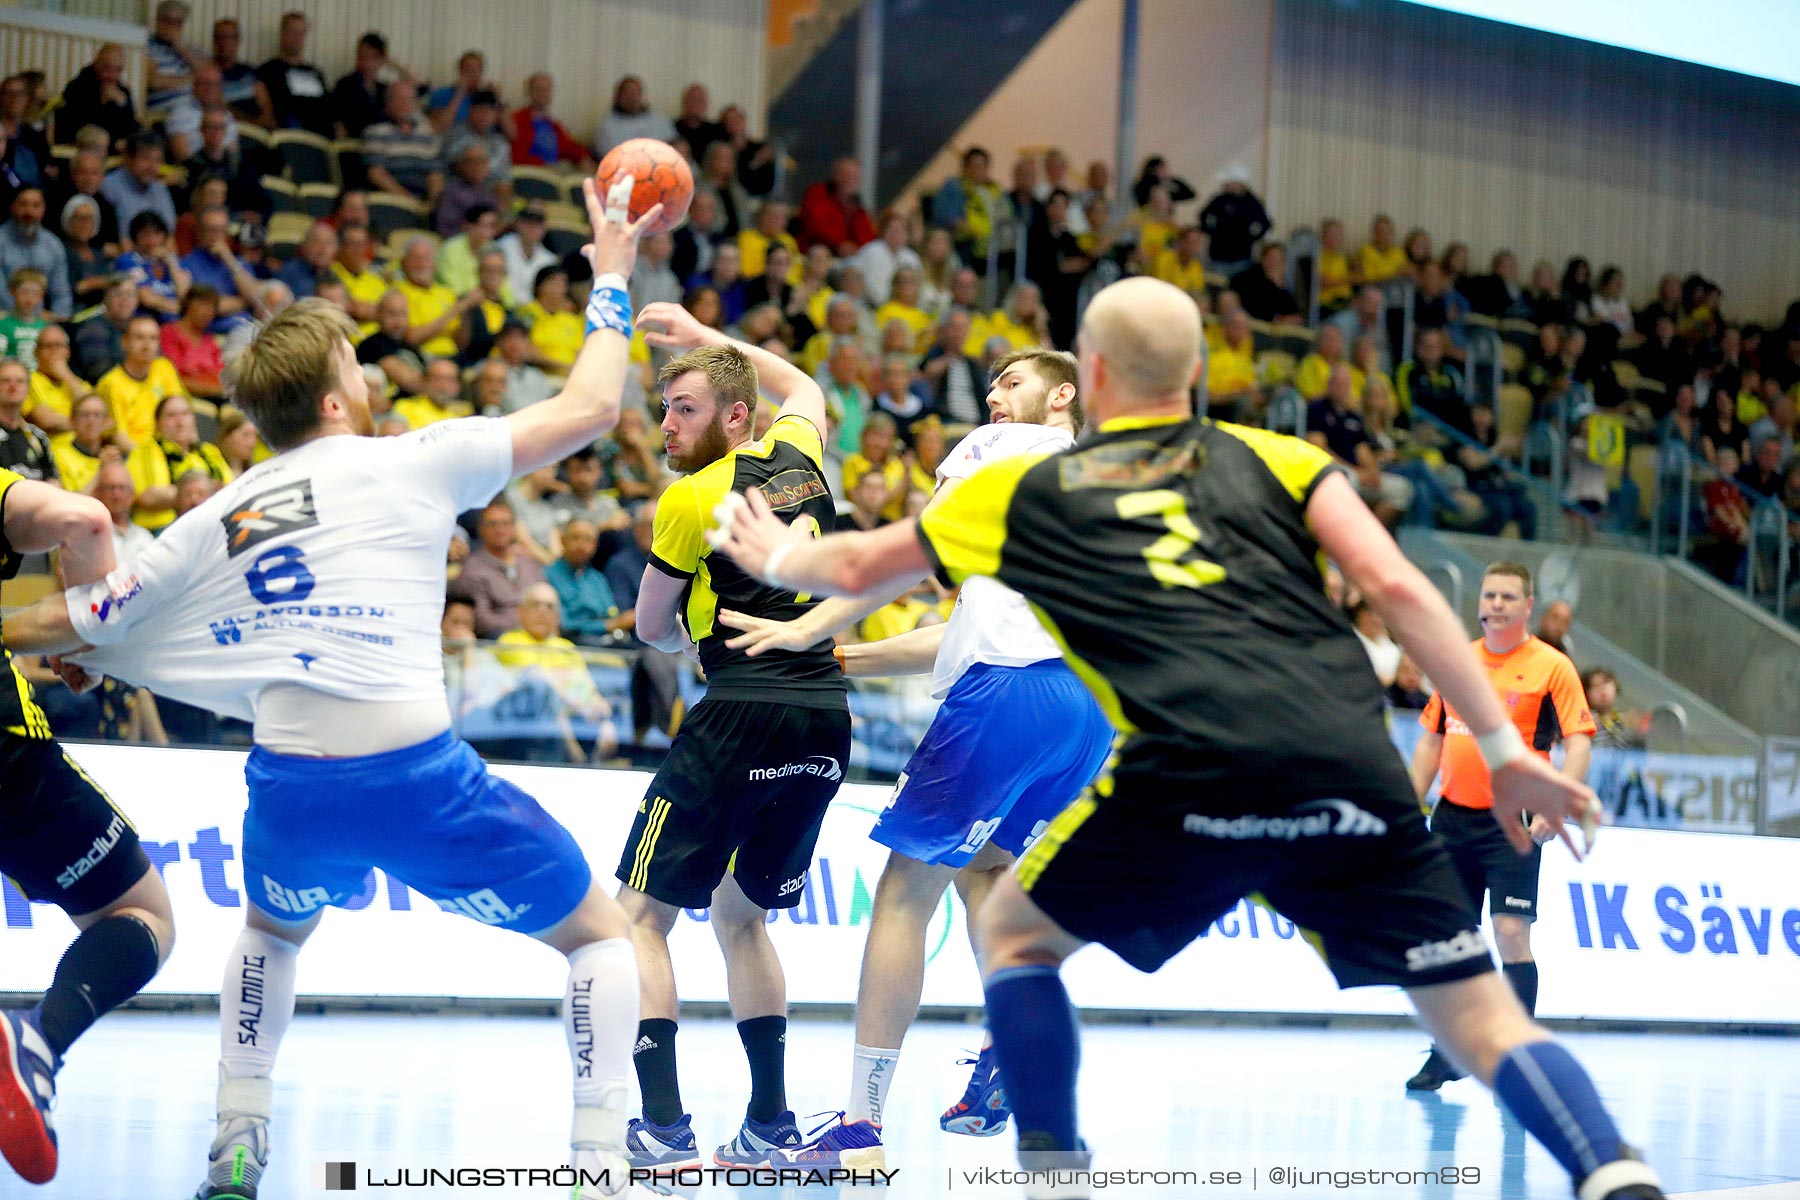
[937,423,1075,489]
[928,422,1077,699]
[387,417,516,516]
[67,500,216,647]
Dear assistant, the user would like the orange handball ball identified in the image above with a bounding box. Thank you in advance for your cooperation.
[595,138,693,236]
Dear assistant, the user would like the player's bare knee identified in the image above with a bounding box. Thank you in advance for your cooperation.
[616,886,678,937]
[1493,915,1533,962]
[876,854,956,915]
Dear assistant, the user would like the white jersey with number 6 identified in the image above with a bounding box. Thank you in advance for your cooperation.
[65,419,514,722]
[928,422,1075,699]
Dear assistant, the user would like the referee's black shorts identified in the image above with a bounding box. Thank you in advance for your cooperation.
[616,697,852,911]
[1,734,151,916]
[1017,746,1496,989]
[1430,797,1542,921]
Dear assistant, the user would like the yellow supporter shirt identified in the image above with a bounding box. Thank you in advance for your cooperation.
[95,358,185,448]
[25,370,83,424]
[334,262,389,339]
[50,435,104,493]
[737,229,802,284]
[521,301,583,373]
[860,597,935,643]
[1207,340,1258,397]
[1292,355,1365,402]
[1152,249,1208,296]
[873,300,934,348]
[392,396,474,429]
[799,330,837,378]
[1356,243,1407,285]
[396,278,460,358]
[494,629,587,671]
[805,287,839,332]
[964,311,1039,358]
[1318,249,1352,308]
[1137,216,1178,262]
[842,452,909,522]
[126,437,230,531]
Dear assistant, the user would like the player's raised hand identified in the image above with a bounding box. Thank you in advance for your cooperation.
[580,175,662,281]
[637,301,718,351]
[1491,755,1601,860]
[717,608,821,657]
[707,487,807,585]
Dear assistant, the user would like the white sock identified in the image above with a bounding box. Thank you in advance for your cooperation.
[847,1043,901,1127]
[215,928,299,1146]
[566,938,638,1151]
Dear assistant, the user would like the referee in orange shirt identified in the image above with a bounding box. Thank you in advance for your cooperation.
[1406,561,1595,1091]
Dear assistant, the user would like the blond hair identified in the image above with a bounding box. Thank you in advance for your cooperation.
[658,343,759,420]
[229,298,359,450]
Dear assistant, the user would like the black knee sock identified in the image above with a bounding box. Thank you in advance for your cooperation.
[1503,961,1539,1016]
[737,1015,787,1124]
[633,1018,683,1127]
[34,914,161,1058]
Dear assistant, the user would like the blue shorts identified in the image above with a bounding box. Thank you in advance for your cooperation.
[242,730,592,932]
[871,661,1113,868]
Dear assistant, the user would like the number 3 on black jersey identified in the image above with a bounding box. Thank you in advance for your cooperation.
[1116,489,1224,589]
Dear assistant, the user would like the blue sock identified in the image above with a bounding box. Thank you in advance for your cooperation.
[1492,1041,1624,1181]
[983,965,1079,1150]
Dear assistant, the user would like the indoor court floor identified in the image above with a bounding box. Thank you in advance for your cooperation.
[25,1012,1800,1199]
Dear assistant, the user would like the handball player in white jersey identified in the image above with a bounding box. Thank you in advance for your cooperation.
[3,178,663,1200]
[717,350,1111,1167]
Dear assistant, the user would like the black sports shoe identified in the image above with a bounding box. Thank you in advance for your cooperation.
[1577,1145,1665,1200]
[1404,1047,1467,1091]
[1018,1132,1092,1200]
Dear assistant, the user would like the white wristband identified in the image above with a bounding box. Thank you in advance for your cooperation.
[1475,724,1529,771]
[763,542,797,591]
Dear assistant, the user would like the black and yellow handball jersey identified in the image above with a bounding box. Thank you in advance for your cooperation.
[0,467,54,739]
[649,413,846,707]
[916,416,1394,785]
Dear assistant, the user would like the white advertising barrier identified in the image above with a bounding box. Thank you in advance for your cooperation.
[2,744,1797,1024]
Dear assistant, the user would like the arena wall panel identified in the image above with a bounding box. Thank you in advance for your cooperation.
[897,0,1275,215]
[3,744,1796,1025]
[169,0,767,153]
[1267,0,1800,321]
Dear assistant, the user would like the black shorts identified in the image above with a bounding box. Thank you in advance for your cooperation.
[616,697,852,910]
[1019,750,1494,989]
[1430,798,1541,922]
[0,735,151,916]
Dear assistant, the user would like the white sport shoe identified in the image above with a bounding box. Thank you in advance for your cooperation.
[193,1116,269,1200]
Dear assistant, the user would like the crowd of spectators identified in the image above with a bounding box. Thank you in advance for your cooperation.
[3,2,1798,755]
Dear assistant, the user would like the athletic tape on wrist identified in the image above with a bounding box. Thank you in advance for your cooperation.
[1475,724,1529,771]
[585,272,631,338]
[763,542,797,591]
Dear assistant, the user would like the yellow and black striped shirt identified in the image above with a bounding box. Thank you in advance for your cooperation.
[0,467,53,739]
[915,416,1394,786]
[649,414,846,706]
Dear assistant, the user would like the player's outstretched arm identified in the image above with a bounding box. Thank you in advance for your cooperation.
[3,477,115,586]
[507,176,662,476]
[638,302,828,435]
[717,573,923,658]
[709,488,929,600]
[1306,470,1599,857]
[837,622,946,677]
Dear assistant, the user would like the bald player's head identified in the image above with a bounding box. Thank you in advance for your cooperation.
[1076,277,1202,416]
